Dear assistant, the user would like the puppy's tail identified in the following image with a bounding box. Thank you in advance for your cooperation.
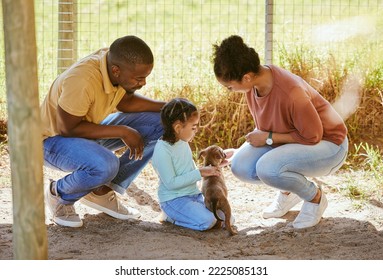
[211,199,223,221]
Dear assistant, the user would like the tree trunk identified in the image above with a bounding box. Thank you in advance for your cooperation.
[2,0,48,259]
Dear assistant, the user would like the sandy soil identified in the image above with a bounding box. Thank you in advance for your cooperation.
[1,152,383,260]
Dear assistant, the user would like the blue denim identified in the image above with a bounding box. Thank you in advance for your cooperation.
[43,112,163,204]
[231,138,348,201]
[160,193,217,231]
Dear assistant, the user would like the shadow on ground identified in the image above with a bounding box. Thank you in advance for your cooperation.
[1,215,382,260]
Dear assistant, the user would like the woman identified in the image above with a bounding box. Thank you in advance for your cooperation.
[212,35,348,229]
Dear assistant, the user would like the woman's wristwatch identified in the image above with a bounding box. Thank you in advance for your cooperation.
[266,131,273,145]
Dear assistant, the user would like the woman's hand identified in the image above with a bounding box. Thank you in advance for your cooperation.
[220,148,237,167]
[245,130,268,147]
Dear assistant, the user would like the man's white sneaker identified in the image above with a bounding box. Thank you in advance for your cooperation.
[293,188,328,229]
[262,192,302,219]
[81,191,141,220]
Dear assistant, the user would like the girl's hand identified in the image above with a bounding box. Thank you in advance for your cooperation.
[199,166,221,177]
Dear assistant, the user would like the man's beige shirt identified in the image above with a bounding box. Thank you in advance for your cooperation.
[40,48,126,140]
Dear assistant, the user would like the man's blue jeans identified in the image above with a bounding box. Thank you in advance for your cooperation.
[43,112,163,204]
[231,138,348,201]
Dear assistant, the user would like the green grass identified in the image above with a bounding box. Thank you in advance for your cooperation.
[336,143,383,205]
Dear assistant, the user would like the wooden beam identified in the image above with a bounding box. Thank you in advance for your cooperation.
[265,0,274,64]
[2,0,48,259]
[58,0,78,74]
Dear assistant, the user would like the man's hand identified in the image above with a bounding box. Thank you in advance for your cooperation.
[120,127,144,160]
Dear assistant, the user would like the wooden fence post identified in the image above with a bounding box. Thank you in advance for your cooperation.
[58,0,78,74]
[2,0,47,259]
[265,0,274,64]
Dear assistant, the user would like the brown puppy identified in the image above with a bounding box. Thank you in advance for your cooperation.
[199,145,237,235]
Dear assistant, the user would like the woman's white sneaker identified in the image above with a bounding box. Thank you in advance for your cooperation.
[293,188,328,229]
[262,192,302,219]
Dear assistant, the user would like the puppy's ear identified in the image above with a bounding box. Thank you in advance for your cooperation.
[198,149,207,159]
[219,148,226,159]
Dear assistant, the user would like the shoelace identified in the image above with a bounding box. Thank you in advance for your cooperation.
[56,204,76,218]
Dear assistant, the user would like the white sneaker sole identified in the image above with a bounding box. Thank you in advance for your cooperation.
[53,216,83,228]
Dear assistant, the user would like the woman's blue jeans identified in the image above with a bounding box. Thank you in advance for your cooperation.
[43,112,163,204]
[231,138,348,201]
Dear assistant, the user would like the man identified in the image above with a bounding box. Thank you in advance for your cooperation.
[41,35,165,227]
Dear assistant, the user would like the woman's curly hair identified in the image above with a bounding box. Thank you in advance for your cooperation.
[212,35,261,81]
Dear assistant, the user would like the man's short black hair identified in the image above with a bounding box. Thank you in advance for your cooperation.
[109,35,153,65]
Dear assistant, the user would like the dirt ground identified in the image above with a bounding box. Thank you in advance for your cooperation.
[0,151,383,260]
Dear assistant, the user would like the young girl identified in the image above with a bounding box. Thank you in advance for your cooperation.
[152,98,221,231]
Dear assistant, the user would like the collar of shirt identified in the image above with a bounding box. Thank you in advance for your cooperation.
[100,49,125,96]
